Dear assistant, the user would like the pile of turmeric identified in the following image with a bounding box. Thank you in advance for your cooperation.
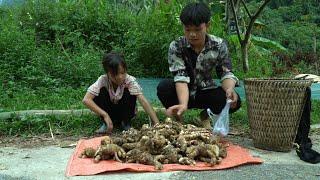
[80,118,227,170]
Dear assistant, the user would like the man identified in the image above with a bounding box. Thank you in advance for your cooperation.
[157,2,320,164]
[157,2,241,129]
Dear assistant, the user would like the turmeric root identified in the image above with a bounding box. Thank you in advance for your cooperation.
[79,147,96,158]
[100,136,113,145]
[178,157,196,165]
[94,144,126,163]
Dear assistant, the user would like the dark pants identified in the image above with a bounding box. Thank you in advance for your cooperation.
[156,79,241,115]
[93,87,136,127]
[295,87,312,144]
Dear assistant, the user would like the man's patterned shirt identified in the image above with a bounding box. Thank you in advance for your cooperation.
[168,34,239,96]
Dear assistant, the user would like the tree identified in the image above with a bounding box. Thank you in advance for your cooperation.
[225,0,241,34]
[227,0,271,72]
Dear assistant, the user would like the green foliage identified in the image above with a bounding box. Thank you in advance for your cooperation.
[0,114,100,136]
[0,24,36,84]
[0,0,136,89]
[251,35,287,52]
[234,47,274,79]
[268,0,294,9]
[0,0,319,137]
[123,1,182,77]
[311,100,320,124]
[209,14,226,38]
[257,1,320,53]
[0,87,86,112]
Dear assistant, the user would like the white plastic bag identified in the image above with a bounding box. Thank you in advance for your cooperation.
[207,99,232,136]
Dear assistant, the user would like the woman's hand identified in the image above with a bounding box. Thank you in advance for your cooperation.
[137,94,160,126]
[103,115,113,134]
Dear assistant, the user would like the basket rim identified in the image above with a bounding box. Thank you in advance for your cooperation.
[244,78,312,83]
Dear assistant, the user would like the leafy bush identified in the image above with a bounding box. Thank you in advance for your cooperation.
[123,1,182,77]
[0,24,36,85]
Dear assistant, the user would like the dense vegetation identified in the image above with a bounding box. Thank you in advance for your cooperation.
[0,0,319,135]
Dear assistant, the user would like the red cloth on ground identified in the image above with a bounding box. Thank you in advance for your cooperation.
[66,136,262,177]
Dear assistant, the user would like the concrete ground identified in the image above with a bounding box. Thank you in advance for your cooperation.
[0,127,320,180]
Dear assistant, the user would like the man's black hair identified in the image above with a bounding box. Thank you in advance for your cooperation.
[102,52,127,75]
[180,2,211,26]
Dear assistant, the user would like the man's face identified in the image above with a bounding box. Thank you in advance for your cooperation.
[183,23,208,48]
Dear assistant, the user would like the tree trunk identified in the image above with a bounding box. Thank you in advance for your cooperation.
[241,42,249,72]
[226,0,241,34]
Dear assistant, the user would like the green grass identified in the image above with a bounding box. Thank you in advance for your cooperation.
[0,114,100,137]
[311,100,320,125]
[0,88,319,137]
[0,87,86,112]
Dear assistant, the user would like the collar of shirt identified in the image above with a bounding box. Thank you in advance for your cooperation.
[184,34,218,52]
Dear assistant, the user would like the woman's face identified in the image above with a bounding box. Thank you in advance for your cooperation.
[108,65,126,86]
[183,23,208,48]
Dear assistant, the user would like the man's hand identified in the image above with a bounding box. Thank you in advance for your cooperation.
[103,116,113,134]
[166,104,187,117]
[225,88,238,109]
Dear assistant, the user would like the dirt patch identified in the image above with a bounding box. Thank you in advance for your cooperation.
[0,131,125,148]
[0,125,317,149]
[0,134,83,148]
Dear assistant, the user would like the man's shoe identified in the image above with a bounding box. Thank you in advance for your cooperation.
[296,142,320,164]
[95,123,107,134]
[200,118,212,130]
[198,110,212,130]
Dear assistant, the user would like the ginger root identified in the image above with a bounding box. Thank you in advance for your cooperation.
[79,147,96,158]
[94,144,126,163]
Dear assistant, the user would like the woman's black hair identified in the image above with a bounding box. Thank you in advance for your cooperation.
[180,2,211,26]
[102,52,127,75]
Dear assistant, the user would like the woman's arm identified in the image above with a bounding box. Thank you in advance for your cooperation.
[137,94,159,125]
[82,92,113,133]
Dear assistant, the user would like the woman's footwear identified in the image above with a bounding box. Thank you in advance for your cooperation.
[95,123,107,134]
[121,121,131,131]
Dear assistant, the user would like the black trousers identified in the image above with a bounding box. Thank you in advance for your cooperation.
[156,79,241,115]
[93,87,136,127]
[295,87,312,144]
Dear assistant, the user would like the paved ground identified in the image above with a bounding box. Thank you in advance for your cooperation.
[0,128,319,180]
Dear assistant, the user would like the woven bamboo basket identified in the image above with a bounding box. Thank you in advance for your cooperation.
[244,78,312,152]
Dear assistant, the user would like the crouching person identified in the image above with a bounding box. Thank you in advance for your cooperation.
[157,2,241,129]
[83,52,159,134]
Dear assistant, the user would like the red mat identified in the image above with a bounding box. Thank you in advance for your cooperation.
[66,136,263,177]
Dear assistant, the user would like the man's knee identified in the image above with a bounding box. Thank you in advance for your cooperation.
[157,79,178,108]
[230,96,241,113]
[157,79,175,93]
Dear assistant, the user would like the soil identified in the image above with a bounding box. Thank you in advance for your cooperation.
[1,125,318,149]
[0,125,250,148]
[0,134,84,148]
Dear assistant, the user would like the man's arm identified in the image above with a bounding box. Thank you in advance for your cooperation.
[175,82,189,115]
[167,40,190,118]
[218,40,239,107]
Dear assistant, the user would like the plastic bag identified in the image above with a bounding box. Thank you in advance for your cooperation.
[207,99,232,136]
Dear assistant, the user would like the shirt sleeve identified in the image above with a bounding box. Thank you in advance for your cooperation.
[87,75,106,96]
[126,75,143,95]
[218,40,239,86]
[168,40,190,83]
